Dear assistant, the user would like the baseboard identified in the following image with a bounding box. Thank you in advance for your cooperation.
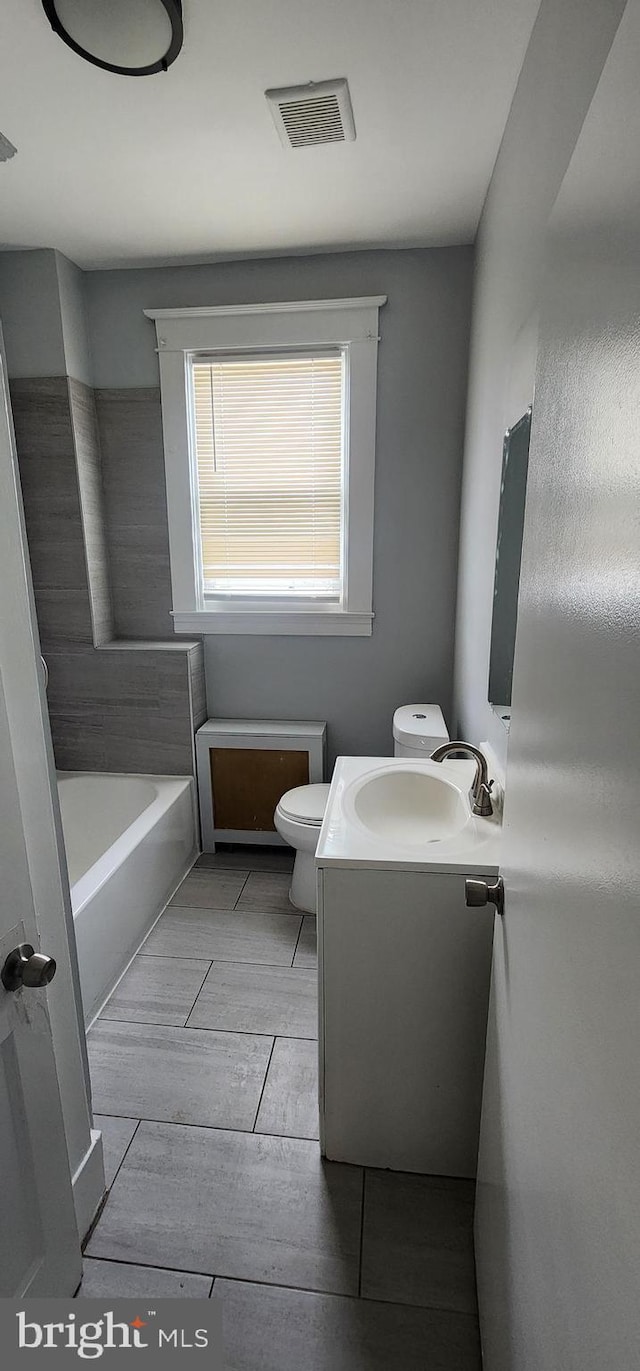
[72,1128,106,1243]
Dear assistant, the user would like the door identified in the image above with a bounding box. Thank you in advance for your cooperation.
[0,352,82,1295]
[474,7,640,1369]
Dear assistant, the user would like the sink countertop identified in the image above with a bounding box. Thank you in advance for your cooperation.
[316,756,501,875]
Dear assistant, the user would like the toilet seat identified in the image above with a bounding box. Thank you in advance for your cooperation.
[277,783,330,826]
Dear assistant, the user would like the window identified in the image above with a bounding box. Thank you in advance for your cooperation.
[192,351,344,600]
[146,296,386,635]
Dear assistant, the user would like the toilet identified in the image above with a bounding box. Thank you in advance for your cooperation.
[274,704,449,913]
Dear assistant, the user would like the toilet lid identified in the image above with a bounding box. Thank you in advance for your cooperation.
[278,783,331,825]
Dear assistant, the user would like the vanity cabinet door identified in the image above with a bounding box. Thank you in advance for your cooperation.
[318,866,494,1177]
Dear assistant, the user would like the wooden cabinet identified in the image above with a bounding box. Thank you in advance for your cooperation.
[196,719,326,850]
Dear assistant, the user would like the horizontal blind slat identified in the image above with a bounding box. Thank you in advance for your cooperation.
[192,353,344,594]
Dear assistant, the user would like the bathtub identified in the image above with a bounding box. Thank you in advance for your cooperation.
[57,772,197,1025]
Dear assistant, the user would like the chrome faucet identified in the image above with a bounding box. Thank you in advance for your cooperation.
[429,741,494,817]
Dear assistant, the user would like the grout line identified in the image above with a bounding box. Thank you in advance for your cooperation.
[211,1272,480,1319]
[181,960,214,1024]
[290,916,304,968]
[232,872,251,909]
[81,1118,142,1253]
[82,1252,216,1285]
[168,910,302,919]
[94,1018,317,1041]
[80,1258,476,1321]
[196,856,294,872]
[250,1037,277,1132]
[357,1169,366,1298]
[81,1253,356,1302]
[97,1114,321,1146]
[138,951,316,972]
[108,1117,141,1191]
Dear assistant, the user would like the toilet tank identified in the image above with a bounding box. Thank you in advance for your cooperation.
[393,704,449,758]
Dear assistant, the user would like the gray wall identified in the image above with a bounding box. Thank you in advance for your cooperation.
[0,249,93,386]
[452,0,627,767]
[56,252,94,388]
[85,249,474,764]
[0,249,67,377]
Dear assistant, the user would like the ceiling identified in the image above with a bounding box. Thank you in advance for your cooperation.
[0,0,541,269]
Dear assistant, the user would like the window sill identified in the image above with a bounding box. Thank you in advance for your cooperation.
[172,610,374,637]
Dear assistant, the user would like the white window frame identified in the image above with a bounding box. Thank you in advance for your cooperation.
[145,297,386,636]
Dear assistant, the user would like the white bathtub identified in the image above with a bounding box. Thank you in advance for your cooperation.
[57,772,197,1025]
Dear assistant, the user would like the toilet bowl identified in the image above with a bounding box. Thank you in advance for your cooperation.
[274,784,331,912]
[273,705,449,914]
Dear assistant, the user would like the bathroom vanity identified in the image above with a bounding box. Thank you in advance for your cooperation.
[316,755,501,1178]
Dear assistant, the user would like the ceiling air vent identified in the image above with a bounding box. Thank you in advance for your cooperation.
[265,78,356,149]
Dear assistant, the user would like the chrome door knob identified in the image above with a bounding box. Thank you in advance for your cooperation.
[1,943,57,992]
[465,877,504,916]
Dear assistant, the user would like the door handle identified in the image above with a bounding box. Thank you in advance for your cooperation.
[1,943,57,992]
[465,877,504,916]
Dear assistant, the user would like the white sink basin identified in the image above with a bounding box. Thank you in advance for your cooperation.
[317,757,500,872]
[344,764,470,846]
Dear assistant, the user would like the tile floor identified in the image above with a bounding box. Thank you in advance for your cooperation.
[80,847,482,1369]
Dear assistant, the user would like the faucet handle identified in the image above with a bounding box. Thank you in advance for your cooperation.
[473,777,494,818]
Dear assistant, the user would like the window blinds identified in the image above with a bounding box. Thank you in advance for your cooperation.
[191,352,344,599]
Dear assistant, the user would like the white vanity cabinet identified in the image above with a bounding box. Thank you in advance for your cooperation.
[317,864,496,1178]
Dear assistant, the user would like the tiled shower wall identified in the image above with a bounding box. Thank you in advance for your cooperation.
[95,387,173,640]
[11,374,206,776]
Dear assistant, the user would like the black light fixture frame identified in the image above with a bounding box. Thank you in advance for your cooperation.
[42,0,183,77]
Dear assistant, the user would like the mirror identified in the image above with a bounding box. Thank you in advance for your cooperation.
[488,407,532,713]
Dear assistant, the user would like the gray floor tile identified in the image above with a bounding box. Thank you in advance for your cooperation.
[213,1280,482,1371]
[78,1259,212,1299]
[293,915,317,967]
[236,871,295,914]
[93,1115,139,1188]
[255,1037,319,1140]
[361,1171,477,1315]
[188,963,317,1038]
[88,1020,272,1131]
[170,868,249,909]
[100,954,209,1026]
[87,1123,362,1296]
[143,906,302,967]
[197,847,294,874]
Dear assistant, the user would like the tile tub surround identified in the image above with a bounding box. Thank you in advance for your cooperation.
[95,387,174,641]
[9,374,206,776]
[10,376,95,649]
[45,640,205,776]
[81,853,482,1367]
